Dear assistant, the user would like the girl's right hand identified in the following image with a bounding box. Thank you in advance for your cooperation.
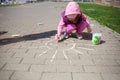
[55,34,60,43]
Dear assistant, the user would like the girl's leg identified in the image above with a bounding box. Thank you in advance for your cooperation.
[66,24,76,34]
[76,20,89,34]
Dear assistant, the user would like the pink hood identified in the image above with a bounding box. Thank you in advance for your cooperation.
[65,2,81,16]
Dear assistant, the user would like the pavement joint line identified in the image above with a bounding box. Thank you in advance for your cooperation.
[19,58,24,64]
[9,71,15,80]
[0,63,7,70]
[71,72,73,80]
[99,73,105,80]
[50,50,58,62]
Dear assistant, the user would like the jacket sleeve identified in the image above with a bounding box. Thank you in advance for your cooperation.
[82,14,90,27]
[57,17,65,36]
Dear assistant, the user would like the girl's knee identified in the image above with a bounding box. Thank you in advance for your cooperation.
[66,24,76,33]
[77,21,89,34]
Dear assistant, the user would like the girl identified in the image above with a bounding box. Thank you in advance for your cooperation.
[55,2,92,42]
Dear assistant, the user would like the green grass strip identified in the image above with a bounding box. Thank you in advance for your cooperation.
[78,3,120,34]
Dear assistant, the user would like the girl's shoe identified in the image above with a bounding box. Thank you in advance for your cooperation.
[63,33,69,39]
[76,34,83,40]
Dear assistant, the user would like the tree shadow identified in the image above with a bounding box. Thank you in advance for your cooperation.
[0,31,8,35]
[59,32,106,44]
[0,30,57,46]
[100,40,106,44]
[81,32,92,40]
[59,32,93,42]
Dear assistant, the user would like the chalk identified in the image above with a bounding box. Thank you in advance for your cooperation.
[37,23,43,26]
[50,50,57,62]
[63,51,68,60]
[11,34,21,37]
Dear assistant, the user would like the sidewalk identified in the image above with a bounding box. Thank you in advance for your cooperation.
[0,2,120,80]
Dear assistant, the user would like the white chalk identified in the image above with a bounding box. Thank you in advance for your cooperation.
[63,51,68,60]
[50,50,57,62]
[11,34,21,37]
[37,23,43,26]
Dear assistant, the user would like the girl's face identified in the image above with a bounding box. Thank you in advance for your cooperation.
[66,14,78,22]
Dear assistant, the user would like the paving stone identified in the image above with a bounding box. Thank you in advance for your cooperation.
[84,65,120,73]
[93,59,118,66]
[13,52,36,58]
[41,72,72,80]
[106,51,120,55]
[0,58,22,64]
[0,47,9,53]
[94,46,120,51]
[0,52,15,58]
[91,54,103,60]
[116,60,120,65]
[11,71,42,80]
[101,73,120,80]
[45,59,72,65]
[55,50,66,60]
[88,50,108,54]
[71,59,94,66]
[100,54,120,60]
[0,62,5,69]
[56,65,84,72]
[30,65,56,72]
[8,48,28,54]
[0,71,13,80]
[79,54,92,60]
[21,58,45,64]
[66,54,80,60]
[35,49,56,59]
[72,73,103,80]
[2,64,30,71]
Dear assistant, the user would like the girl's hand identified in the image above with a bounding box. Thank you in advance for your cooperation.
[55,34,60,43]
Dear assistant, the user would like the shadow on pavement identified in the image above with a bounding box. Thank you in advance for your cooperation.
[59,32,106,45]
[0,30,57,46]
[81,32,92,40]
[0,31,8,35]
[59,32,93,42]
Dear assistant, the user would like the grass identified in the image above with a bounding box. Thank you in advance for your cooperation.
[0,4,20,7]
[78,3,120,34]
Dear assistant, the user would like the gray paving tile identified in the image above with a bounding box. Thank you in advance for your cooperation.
[84,65,120,73]
[101,73,120,80]
[0,71,13,80]
[30,65,56,72]
[11,71,42,80]
[56,65,84,72]
[72,73,103,80]
[0,58,22,64]
[2,64,30,71]
[41,72,72,80]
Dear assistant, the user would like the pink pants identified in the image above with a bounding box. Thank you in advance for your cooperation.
[65,20,89,34]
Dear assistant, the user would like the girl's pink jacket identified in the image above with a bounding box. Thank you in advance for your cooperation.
[57,2,90,36]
